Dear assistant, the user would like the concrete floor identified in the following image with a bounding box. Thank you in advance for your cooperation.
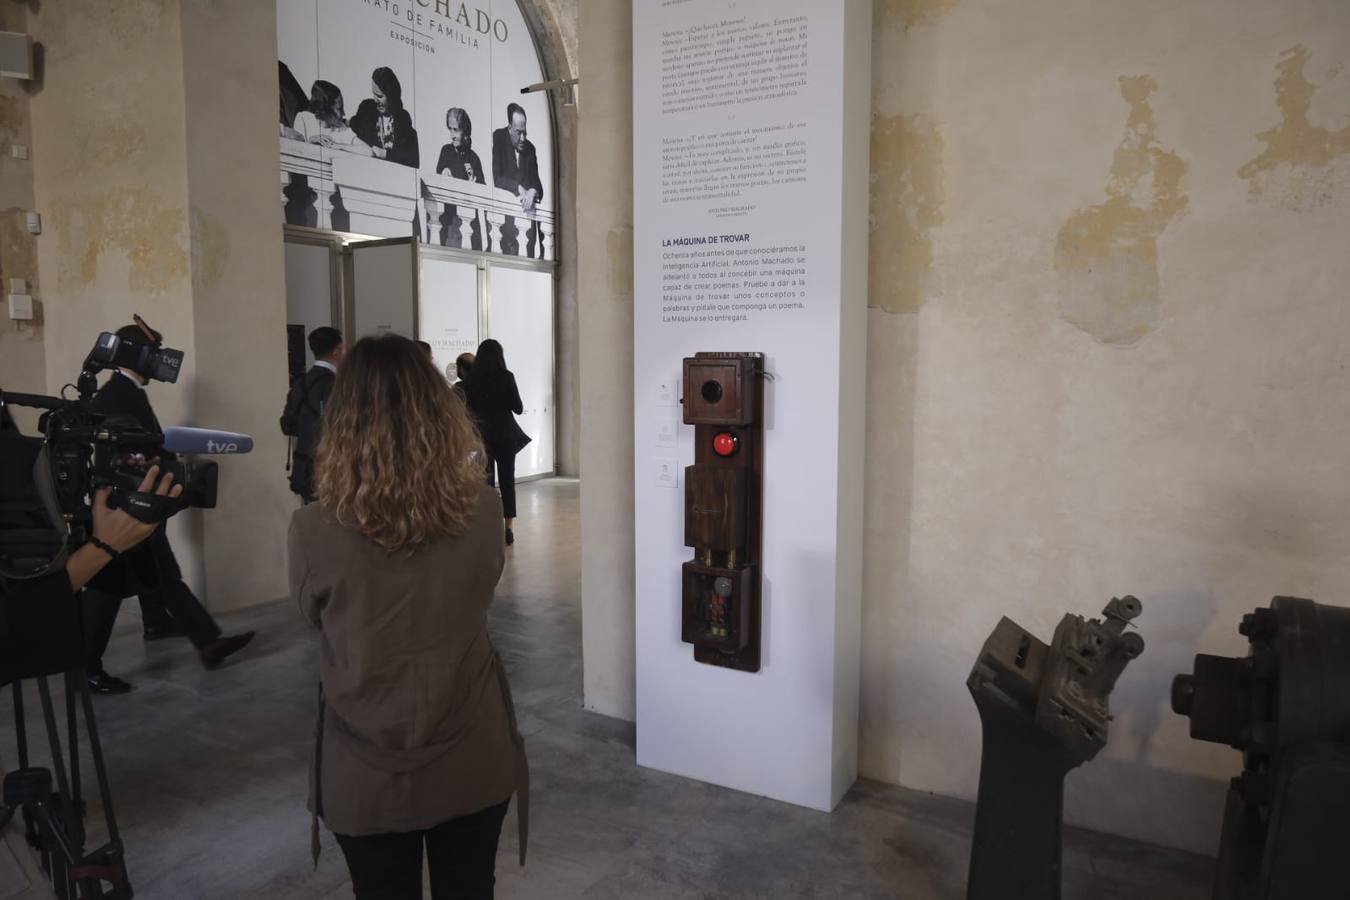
[1,478,1215,899]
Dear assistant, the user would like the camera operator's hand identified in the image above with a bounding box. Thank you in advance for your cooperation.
[93,465,183,552]
[65,466,183,592]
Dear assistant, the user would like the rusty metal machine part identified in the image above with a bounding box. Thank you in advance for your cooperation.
[966,596,1145,900]
[1172,596,1350,900]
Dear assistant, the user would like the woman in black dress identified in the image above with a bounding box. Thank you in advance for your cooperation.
[464,339,528,546]
[349,66,419,167]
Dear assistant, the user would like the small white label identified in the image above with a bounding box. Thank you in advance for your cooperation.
[8,293,34,320]
[9,144,27,160]
[655,456,679,488]
[8,277,26,294]
[654,414,678,449]
[655,377,676,407]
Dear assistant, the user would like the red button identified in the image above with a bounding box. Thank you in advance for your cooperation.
[713,432,738,457]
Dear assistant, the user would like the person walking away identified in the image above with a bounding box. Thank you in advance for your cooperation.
[281,327,344,504]
[463,339,529,546]
[289,334,527,899]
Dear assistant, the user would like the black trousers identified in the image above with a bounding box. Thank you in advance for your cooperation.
[484,443,516,520]
[334,799,510,900]
[84,530,222,673]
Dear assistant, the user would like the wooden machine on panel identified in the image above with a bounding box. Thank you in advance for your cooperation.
[680,352,764,672]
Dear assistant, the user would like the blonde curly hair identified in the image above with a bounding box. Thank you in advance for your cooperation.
[316,333,485,551]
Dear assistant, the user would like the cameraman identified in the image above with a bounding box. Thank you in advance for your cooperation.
[1,403,183,678]
[81,323,256,694]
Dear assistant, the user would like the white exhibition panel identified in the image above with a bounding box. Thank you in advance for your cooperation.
[488,265,555,478]
[351,241,416,339]
[419,255,481,377]
[632,0,871,810]
[284,241,336,369]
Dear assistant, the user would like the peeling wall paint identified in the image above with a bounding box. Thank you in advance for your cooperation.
[73,125,150,170]
[877,0,959,31]
[1054,76,1187,345]
[1238,45,1350,209]
[868,114,945,315]
[48,190,190,295]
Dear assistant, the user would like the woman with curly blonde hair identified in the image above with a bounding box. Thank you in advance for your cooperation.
[288,333,527,899]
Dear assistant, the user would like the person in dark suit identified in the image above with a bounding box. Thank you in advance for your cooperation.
[464,339,528,546]
[349,67,419,167]
[82,323,256,694]
[435,107,486,249]
[282,327,344,504]
[491,103,544,258]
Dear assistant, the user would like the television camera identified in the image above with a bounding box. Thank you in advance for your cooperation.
[0,318,251,898]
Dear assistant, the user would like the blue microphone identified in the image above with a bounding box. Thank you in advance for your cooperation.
[161,426,254,454]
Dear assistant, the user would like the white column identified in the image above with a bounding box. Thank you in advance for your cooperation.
[515,214,532,258]
[631,0,872,812]
[423,196,443,245]
[484,211,506,254]
[540,218,555,261]
[457,205,477,250]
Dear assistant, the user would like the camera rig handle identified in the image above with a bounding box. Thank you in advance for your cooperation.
[106,489,173,524]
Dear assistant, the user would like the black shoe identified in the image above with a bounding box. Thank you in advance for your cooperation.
[143,623,184,641]
[505,527,514,546]
[199,631,256,671]
[87,673,133,695]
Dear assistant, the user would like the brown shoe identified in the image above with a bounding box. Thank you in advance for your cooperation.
[199,632,256,670]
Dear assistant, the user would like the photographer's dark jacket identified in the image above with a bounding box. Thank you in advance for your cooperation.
[94,371,161,436]
[0,407,84,685]
[90,372,180,588]
[288,363,336,461]
[288,484,527,861]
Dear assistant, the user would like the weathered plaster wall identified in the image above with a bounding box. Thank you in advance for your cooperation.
[579,0,1350,853]
[26,0,207,590]
[24,0,290,608]
[179,0,292,611]
[860,0,1350,854]
[28,1,196,414]
[576,0,635,719]
[0,5,43,432]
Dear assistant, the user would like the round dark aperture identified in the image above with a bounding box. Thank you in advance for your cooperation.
[701,380,723,404]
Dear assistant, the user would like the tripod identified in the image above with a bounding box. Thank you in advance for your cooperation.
[2,669,131,899]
